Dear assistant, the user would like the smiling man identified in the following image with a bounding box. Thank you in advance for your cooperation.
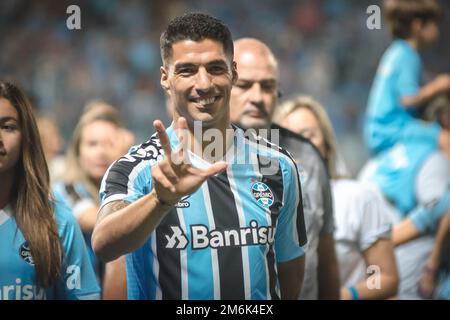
[92,13,307,300]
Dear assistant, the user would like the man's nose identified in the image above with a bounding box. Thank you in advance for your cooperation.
[195,67,213,93]
[249,82,263,104]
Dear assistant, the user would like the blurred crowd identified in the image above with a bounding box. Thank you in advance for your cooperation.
[1,0,449,175]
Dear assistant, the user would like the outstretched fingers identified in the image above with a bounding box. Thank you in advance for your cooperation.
[187,161,228,179]
[154,120,172,159]
[152,165,176,193]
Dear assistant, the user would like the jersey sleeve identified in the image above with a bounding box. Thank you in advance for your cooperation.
[53,183,96,219]
[396,50,421,99]
[416,152,450,207]
[275,156,307,263]
[53,202,100,300]
[410,189,450,234]
[99,142,162,208]
[357,189,392,251]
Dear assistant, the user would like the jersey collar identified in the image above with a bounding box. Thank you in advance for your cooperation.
[0,204,12,226]
[165,123,239,168]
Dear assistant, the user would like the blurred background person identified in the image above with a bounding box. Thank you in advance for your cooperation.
[274,95,399,300]
[230,38,340,299]
[3,0,450,177]
[365,0,450,159]
[0,80,100,300]
[362,94,450,299]
[418,209,450,299]
[360,92,450,299]
[36,116,66,183]
[52,101,133,299]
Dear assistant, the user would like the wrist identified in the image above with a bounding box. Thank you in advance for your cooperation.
[423,264,438,275]
[348,286,359,300]
[340,287,351,300]
[151,189,177,208]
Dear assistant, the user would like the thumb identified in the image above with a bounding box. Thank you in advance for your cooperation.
[202,161,228,177]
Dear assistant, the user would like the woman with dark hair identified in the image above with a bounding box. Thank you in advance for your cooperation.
[0,81,100,299]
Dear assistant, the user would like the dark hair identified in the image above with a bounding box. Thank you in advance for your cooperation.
[384,0,442,39]
[160,13,234,66]
[422,94,450,129]
[0,81,62,287]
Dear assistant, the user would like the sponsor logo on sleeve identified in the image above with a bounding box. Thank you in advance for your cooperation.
[19,242,34,266]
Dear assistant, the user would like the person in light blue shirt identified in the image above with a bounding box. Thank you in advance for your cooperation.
[360,92,450,300]
[394,190,450,300]
[53,182,101,279]
[365,0,450,158]
[0,81,100,300]
[0,202,100,300]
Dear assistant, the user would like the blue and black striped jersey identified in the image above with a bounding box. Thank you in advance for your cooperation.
[100,125,306,300]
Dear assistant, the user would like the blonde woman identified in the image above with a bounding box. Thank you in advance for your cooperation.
[53,102,133,299]
[274,96,399,299]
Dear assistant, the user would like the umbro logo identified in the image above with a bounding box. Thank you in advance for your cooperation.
[174,195,191,208]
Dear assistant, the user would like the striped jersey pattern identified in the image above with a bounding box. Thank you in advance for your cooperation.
[99,125,306,300]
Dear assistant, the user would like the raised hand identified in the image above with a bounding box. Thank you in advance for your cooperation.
[151,117,227,205]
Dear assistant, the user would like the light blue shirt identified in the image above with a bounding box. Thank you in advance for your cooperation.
[365,40,440,154]
[0,201,100,300]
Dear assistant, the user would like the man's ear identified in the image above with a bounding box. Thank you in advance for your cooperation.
[160,66,170,92]
[232,61,238,84]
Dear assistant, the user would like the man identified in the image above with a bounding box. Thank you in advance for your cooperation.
[230,38,340,299]
[92,13,307,300]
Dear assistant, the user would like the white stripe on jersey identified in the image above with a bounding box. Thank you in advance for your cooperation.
[251,158,271,300]
[77,292,101,300]
[245,135,299,299]
[176,208,189,300]
[151,233,162,300]
[127,159,152,197]
[100,161,116,197]
[0,205,11,226]
[250,147,262,180]
[99,158,152,211]
[226,166,252,300]
[98,193,130,211]
[201,183,221,300]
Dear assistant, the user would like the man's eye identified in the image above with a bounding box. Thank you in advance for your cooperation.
[235,82,252,90]
[178,68,195,75]
[208,65,226,74]
[260,81,277,92]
